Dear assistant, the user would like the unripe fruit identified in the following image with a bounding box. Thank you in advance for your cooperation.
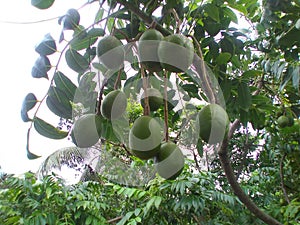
[97,36,125,70]
[156,142,184,180]
[138,29,164,72]
[287,116,294,127]
[158,34,194,73]
[101,90,127,120]
[140,88,164,111]
[196,104,229,144]
[71,114,102,148]
[129,116,162,160]
[277,115,289,128]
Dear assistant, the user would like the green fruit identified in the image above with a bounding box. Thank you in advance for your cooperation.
[196,104,229,144]
[287,116,294,127]
[156,142,184,180]
[97,36,125,70]
[71,114,102,148]
[277,115,289,128]
[129,116,162,160]
[138,29,164,72]
[101,90,127,120]
[31,0,55,9]
[140,88,164,111]
[63,9,80,30]
[158,34,194,73]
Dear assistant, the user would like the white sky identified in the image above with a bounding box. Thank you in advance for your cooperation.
[0,0,99,175]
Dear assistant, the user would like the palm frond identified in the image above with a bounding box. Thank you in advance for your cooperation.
[36,146,91,179]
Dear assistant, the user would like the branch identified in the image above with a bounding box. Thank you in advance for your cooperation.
[107,216,123,223]
[218,123,283,225]
[115,0,171,36]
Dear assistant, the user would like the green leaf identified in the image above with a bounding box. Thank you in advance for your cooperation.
[216,52,231,65]
[70,28,105,50]
[33,117,68,139]
[94,8,104,23]
[292,66,300,89]
[296,19,300,30]
[31,56,51,79]
[228,4,247,15]
[223,7,238,24]
[26,129,41,159]
[237,82,252,111]
[31,0,55,9]
[35,33,56,55]
[46,86,73,119]
[65,49,89,73]
[204,3,219,22]
[21,93,38,122]
[53,71,77,101]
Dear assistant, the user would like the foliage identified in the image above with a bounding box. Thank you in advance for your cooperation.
[14,0,300,224]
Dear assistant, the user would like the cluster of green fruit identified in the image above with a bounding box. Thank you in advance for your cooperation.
[71,89,127,148]
[129,115,185,180]
[277,114,294,128]
[96,29,194,73]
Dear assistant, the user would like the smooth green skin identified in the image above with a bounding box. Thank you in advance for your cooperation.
[97,36,125,70]
[158,34,194,73]
[140,88,164,111]
[156,142,184,180]
[101,90,127,120]
[277,115,289,128]
[197,104,229,144]
[287,116,294,127]
[138,29,164,72]
[129,116,162,160]
[31,0,55,9]
[71,114,102,148]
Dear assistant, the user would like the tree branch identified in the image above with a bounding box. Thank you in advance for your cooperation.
[218,123,283,225]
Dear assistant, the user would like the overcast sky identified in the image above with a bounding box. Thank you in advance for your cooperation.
[0,0,97,174]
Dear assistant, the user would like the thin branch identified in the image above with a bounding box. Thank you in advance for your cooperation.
[189,35,217,104]
[107,216,123,223]
[280,153,290,204]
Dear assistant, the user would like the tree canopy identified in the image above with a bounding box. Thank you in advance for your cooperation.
[1,0,299,224]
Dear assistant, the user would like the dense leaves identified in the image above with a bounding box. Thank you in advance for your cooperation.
[16,0,300,224]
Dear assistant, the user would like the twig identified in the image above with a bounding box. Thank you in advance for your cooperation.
[189,35,217,104]
[280,153,290,204]
[107,216,123,223]
[170,8,182,34]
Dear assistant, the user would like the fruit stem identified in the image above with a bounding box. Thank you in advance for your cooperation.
[141,65,150,116]
[163,70,169,142]
[96,74,108,115]
[114,69,122,90]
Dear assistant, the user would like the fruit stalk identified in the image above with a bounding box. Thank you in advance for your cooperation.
[141,65,150,116]
[163,70,169,142]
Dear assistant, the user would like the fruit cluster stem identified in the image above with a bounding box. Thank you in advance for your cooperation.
[163,71,169,142]
[141,65,150,116]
